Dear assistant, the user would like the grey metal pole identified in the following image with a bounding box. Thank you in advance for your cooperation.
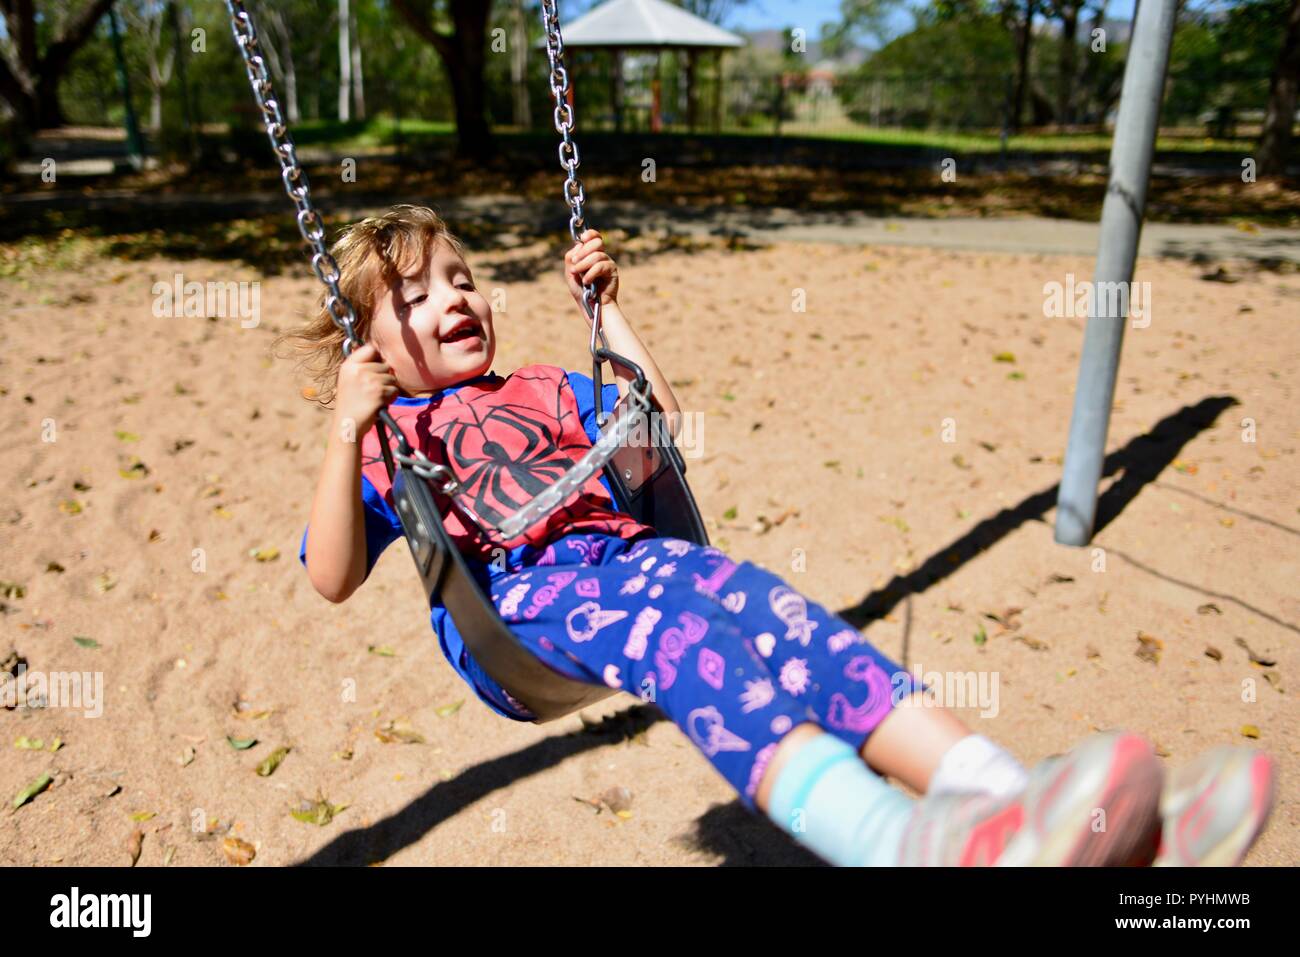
[1054,0,1179,546]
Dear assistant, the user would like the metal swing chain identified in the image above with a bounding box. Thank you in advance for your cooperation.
[225,1,424,469]
[225,1,467,500]
[226,1,358,354]
[539,0,653,429]
[540,0,597,314]
[224,0,649,546]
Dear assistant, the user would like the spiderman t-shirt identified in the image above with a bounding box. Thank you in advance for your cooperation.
[297,364,659,718]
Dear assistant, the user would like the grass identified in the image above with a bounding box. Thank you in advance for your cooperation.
[286,115,1257,157]
[287,116,455,149]
[753,124,1256,155]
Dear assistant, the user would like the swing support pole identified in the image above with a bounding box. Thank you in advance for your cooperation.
[1053,0,1179,547]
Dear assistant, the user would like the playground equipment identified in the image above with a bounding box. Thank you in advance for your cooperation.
[1055,0,1179,547]
[223,0,708,723]
[224,0,1183,721]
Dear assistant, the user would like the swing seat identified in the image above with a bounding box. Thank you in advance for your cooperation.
[391,394,708,723]
[224,0,711,727]
[600,399,708,545]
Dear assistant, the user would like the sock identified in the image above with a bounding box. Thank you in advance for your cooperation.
[767,732,914,867]
[928,733,1029,799]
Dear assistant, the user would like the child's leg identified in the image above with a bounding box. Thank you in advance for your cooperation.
[487,534,921,863]
[487,534,1163,866]
[681,543,1028,797]
[491,534,814,811]
[493,534,1022,798]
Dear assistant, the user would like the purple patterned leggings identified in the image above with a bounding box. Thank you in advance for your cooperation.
[481,532,916,811]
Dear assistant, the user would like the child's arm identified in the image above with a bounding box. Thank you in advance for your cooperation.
[565,229,683,438]
[302,343,398,603]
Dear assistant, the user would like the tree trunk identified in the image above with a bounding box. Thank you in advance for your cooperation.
[148,57,174,133]
[443,48,491,160]
[1259,0,1300,176]
[263,8,301,124]
[0,0,116,132]
[611,50,623,133]
[167,1,200,159]
[338,0,352,121]
[1079,0,1108,123]
[713,50,722,132]
[1057,1,1080,126]
[351,5,366,120]
[510,0,530,128]
[686,49,698,131]
[393,0,492,160]
[1011,0,1037,132]
[35,73,66,127]
[123,4,174,134]
[306,38,321,119]
[284,57,300,124]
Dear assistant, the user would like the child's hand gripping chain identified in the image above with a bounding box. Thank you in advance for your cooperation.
[565,228,619,310]
[561,227,682,438]
[302,341,397,605]
[335,342,398,437]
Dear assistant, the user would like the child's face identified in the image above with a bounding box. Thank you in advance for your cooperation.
[369,240,495,395]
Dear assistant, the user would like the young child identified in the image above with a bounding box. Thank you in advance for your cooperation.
[291,205,1275,867]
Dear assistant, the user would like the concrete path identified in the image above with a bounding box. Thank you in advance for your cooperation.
[556,200,1300,265]
[4,190,1297,263]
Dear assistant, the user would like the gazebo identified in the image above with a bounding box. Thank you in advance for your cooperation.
[553,0,745,132]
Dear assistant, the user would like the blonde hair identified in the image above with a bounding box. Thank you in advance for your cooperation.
[273,204,466,407]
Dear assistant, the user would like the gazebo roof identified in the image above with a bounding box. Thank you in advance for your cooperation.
[554,0,745,49]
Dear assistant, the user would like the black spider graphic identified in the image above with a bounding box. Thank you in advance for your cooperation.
[414,373,601,530]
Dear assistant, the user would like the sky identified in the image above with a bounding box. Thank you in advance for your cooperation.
[723,0,1142,39]
[574,0,1144,47]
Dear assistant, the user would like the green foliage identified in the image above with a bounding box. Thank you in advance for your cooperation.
[1164,0,1292,128]
[18,0,1299,153]
[822,0,906,56]
[832,0,1288,133]
[840,12,1017,129]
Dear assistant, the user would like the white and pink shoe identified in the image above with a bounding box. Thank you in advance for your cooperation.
[898,731,1164,866]
[1153,746,1276,866]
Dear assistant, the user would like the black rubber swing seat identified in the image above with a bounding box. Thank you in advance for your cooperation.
[388,394,709,723]
[221,0,709,728]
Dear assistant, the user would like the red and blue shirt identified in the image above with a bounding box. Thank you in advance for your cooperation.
[298,364,659,717]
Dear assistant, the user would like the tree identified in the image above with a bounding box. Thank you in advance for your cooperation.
[1258,0,1299,175]
[0,0,118,130]
[392,0,491,160]
[509,0,529,128]
[925,0,1037,131]
[843,10,1017,129]
[1077,0,1111,120]
[1000,0,1038,131]
[822,0,904,58]
[259,3,301,124]
[350,0,365,120]
[1046,0,1090,125]
[338,0,351,120]
[678,0,751,26]
[121,0,175,132]
[335,0,365,121]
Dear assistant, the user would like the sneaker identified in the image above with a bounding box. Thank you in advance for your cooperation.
[898,731,1163,866]
[1154,746,1276,866]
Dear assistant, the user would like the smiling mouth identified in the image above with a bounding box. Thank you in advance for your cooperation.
[442,319,483,343]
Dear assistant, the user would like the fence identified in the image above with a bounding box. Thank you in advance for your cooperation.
[556,57,1280,141]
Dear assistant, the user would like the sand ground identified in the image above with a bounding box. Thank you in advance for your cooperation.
[1,231,1295,866]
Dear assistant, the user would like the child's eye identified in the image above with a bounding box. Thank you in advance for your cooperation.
[407,294,427,306]
[456,281,475,291]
